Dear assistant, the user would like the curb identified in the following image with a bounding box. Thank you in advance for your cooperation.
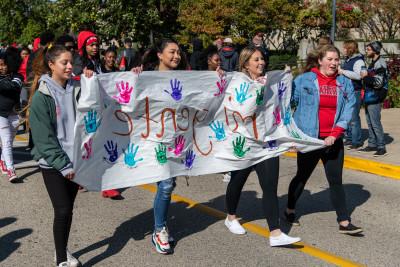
[284,152,400,180]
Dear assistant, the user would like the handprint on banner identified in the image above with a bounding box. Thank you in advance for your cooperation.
[164,78,183,101]
[290,130,302,139]
[235,82,252,104]
[155,143,167,164]
[123,143,143,168]
[256,86,265,106]
[182,149,196,169]
[273,106,281,126]
[278,81,287,100]
[214,78,227,96]
[84,110,100,134]
[103,140,118,163]
[263,140,278,151]
[209,120,226,141]
[168,135,186,156]
[232,136,251,158]
[283,105,291,125]
[113,81,134,104]
[82,138,93,160]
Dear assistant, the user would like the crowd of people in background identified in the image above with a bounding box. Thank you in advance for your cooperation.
[0,29,390,266]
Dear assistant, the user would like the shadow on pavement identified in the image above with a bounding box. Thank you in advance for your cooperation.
[0,217,33,263]
[75,184,369,265]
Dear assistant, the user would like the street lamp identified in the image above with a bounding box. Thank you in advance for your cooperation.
[330,0,336,42]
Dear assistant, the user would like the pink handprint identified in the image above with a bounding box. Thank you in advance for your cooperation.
[273,106,281,126]
[168,135,186,156]
[113,81,133,104]
[82,138,93,160]
[214,78,227,96]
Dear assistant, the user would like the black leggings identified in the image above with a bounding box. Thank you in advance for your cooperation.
[287,138,350,223]
[226,157,280,231]
[41,168,79,265]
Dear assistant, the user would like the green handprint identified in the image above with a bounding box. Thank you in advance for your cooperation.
[155,143,167,164]
[290,130,302,139]
[232,136,251,158]
[256,86,265,106]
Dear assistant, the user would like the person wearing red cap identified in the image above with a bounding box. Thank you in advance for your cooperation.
[76,31,122,199]
[75,31,101,76]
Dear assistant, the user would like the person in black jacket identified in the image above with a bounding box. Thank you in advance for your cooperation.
[0,47,23,182]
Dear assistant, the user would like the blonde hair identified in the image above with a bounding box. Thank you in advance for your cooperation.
[239,46,264,76]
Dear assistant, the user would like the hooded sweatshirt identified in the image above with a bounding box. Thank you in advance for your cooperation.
[37,75,76,175]
[311,68,344,139]
[219,46,238,72]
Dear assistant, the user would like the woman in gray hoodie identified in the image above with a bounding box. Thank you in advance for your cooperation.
[29,45,81,267]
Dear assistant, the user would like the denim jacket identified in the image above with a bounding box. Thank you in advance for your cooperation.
[291,72,355,138]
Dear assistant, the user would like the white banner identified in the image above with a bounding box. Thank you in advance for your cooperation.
[73,70,324,191]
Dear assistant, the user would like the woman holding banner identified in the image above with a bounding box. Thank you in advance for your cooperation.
[132,39,187,255]
[29,45,81,267]
[285,45,362,235]
[76,30,122,199]
[224,46,301,247]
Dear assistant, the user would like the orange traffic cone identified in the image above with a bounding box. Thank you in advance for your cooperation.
[119,56,126,71]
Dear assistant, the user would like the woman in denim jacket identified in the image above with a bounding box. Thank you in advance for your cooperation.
[284,45,363,235]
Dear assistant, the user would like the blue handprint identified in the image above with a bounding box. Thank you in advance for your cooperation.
[283,105,291,125]
[182,149,196,169]
[235,82,252,104]
[103,140,118,163]
[84,110,100,133]
[123,143,143,168]
[278,81,287,100]
[263,140,278,151]
[209,120,226,141]
[164,78,183,101]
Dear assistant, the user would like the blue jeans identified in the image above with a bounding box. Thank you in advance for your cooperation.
[365,103,385,149]
[345,91,362,146]
[154,177,176,231]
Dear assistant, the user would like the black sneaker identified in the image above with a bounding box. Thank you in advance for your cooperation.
[347,144,362,150]
[339,223,363,235]
[284,211,300,226]
[343,140,352,146]
[373,148,388,157]
[357,146,377,153]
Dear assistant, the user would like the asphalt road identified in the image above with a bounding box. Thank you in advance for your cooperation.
[1,150,399,266]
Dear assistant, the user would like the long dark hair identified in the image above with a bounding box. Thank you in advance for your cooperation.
[141,39,188,71]
[0,47,22,74]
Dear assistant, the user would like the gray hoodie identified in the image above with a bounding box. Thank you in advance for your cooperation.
[37,74,76,175]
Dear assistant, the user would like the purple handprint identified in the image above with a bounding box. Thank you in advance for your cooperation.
[214,78,227,96]
[82,138,93,160]
[113,81,133,104]
[278,81,287,100]
[103,140,118,163]
[165,78,183,101]
[273,106,281,126]
[168,135,186,156]
[263,140,278,151]
[182,149,196,169]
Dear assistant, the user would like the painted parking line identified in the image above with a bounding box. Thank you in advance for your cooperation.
[140,184,364,267]
[15,135,28,141]
[284,152,400,180]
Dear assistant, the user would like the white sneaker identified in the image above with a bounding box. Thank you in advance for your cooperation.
[269,233,301,247]
[54,250,80,267]
[224,217,246,235]
[222,172,231,183]
[58,262,69,267]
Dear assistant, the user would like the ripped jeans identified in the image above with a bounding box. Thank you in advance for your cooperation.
[154,177,176,231]
[0,115,19,170]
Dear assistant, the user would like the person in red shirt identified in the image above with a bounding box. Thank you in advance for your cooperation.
[284,45,363,235]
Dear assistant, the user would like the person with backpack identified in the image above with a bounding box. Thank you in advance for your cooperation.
[338,40,366,150]
[358,41,388,156]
